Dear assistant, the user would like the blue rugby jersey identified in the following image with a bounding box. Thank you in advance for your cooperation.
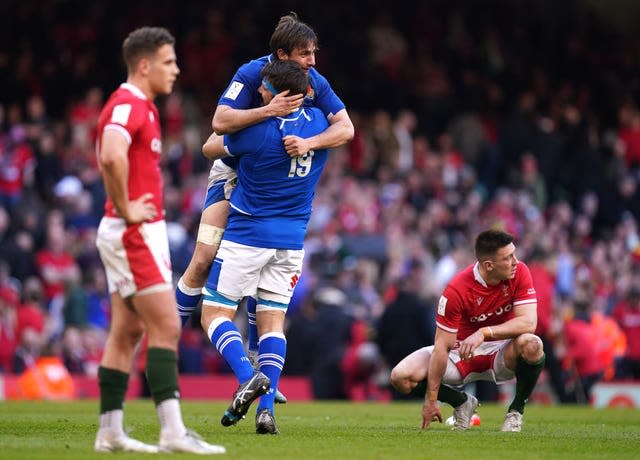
[221,107,330,250]
[218,55,345,119]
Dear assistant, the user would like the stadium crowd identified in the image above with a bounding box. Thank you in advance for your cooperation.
[1,0,640,403]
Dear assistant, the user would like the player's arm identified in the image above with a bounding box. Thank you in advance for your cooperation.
[458,302,538,360]
[282,108,354,157]
[212,90,304,135]
[201,132,227,160]
[422,326,457,429]
[98,130,156,224]
[485,302,538,339]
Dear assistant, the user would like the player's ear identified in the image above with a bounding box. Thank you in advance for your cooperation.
[276,49,289,60]
[138,57,151,76]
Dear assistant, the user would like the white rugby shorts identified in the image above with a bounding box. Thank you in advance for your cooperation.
[205,240,304,304]
[96,217,173,297]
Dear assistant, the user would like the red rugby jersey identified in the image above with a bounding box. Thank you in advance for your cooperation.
[96,83,164,221]
[436,262,537,340]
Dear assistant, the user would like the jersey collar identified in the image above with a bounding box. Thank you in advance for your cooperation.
[120,83,148,100]
[473,262,488,287]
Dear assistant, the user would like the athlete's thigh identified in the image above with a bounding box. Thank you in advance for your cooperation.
[200,197,229,228]
[206,240,272,299]
[132,288,180,349]
[258,248,304,298]
[394,346,433,382]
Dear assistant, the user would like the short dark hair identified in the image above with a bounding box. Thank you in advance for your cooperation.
[269,12,318,57]
[122,27,175,72]
[261,60,308,96]
[475,229,514,261]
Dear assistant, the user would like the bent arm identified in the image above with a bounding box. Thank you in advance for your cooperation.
[480,302,538,340]
[306,109,354,150]
[212,90,304,135]
[99,131,132,220]
[201,132,227,160]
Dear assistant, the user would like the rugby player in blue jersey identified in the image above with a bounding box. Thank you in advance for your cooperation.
[175,13,353,404]
[197,59,332,434]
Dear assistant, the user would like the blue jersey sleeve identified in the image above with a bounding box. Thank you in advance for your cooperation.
[306,69,346,119]
[217,56,270,110]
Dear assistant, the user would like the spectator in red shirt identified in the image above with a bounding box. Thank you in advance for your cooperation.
[562,298,605,402]
[612,288,640,379]
[35,213,80,304]
[0,284,19,372]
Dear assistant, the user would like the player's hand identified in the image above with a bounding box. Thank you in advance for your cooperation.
[123,193,157,224]
[283,135,311,157]
[458,330,485,360]
[421,400,442,429]
[267,90,304,117]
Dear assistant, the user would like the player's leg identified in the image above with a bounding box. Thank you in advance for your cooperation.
[201,241,271,426]
[94,218,157,452]
[391,346,469,406]
[176,199,228,326]
[500,333,545,431]
[251,248,303,434]
[254,293,287,434]
[134,287,225,454]
[246,294,288,404]
[95,293,158,453]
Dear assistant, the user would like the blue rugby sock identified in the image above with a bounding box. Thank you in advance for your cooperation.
[176,277,202,326]
[256,333,286,413]
[246,296,258,353]
[208,317,253,383]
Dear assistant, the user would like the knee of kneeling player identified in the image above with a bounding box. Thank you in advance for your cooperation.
[518,333,544,362]
[389,367,410,393]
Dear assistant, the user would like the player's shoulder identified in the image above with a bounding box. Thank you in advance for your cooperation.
[238,55,270,75]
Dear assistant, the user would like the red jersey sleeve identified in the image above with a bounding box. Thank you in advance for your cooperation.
[435,283,463,334]
[103,98,146,145]
[512,262,537,308]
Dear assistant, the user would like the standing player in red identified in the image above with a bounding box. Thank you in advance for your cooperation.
[391,229,545,432]
[94,27,224,454]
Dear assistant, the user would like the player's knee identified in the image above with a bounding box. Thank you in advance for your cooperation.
[390,366,410,394]
[517,333,544,362]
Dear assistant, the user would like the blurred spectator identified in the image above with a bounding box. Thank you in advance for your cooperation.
[612,288,640,379]
[12,326,43,374]
[562,298,605,402]
[0,284,19,372]
[376,260,435,400]
[0,124,35,210]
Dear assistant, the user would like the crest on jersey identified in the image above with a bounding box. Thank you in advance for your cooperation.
[306,84,315,100]
[437,295,447,316]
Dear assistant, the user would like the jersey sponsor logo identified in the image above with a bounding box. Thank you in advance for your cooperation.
[438,295,447,316]
[151,138,162,154]
[469,303,513,322]
[111,104,132,125]
[476,297,484,305]
[224,81,244,100]
[502,283,510,297]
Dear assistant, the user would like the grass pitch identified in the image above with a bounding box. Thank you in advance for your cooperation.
[1,400,639,459]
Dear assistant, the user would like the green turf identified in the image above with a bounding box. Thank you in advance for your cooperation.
[0,400,639,459]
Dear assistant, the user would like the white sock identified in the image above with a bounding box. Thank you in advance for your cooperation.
[99,409,123,433]
[157,398,187,438]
